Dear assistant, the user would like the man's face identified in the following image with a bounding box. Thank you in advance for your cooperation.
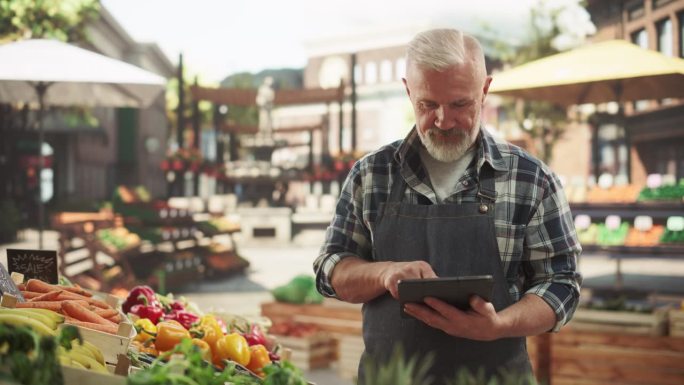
[403,61,491,162]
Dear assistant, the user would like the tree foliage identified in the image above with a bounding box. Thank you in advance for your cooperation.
[0,0,100,43]
[484,0,593,164]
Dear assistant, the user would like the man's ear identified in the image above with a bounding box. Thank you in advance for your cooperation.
[402,77,411,98]
[482,76,493,102]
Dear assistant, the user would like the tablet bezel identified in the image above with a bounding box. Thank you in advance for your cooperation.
[397,275,494,316]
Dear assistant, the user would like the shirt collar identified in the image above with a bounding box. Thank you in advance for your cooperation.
[394,126,509,173]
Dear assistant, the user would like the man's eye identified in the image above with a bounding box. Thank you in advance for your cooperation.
[419,102,437,109]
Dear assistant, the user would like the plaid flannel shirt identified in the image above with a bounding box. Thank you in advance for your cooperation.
[314,127,582,332]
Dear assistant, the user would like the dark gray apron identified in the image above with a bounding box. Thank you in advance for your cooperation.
[359,163,532,384]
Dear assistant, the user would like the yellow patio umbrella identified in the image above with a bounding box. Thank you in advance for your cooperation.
[489,40,684,106]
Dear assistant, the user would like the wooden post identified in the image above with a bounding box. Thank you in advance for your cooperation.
[533,333,552,385]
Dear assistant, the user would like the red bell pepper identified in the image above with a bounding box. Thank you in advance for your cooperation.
[130,304,164,324]
[163,309,200,330]
[122,285,161,314]
[243,324,267,346]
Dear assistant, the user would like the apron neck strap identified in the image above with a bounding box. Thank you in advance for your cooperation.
[477,163,497,204]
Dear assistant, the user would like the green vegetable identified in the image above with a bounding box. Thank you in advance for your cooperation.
[271,275,323,304]
[0,323,80,385]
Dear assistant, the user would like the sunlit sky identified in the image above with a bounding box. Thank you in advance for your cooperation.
[102,0,588,83]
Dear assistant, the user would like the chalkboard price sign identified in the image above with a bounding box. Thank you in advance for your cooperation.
[6,249,58,284]
[0,263,25,302]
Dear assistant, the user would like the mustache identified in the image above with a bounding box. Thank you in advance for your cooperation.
[426,127,466,137]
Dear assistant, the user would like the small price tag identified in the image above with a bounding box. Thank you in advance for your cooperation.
[667,216,684,232]
[634,216,653,232]
[605,215,621,231]
[598,173,614,189]
[646,174,662,189]
[574,215,592,230]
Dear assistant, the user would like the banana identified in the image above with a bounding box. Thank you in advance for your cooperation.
[0,308,58,330]
[0,313,57,336]
[80,340,105,366]
[12,308,64,324]
[64,349,109,373]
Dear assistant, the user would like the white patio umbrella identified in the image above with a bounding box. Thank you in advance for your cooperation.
[0,39,167,249]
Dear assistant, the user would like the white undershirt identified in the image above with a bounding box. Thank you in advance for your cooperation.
[419,145,476,203]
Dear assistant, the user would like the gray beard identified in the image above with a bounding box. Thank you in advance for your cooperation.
[418,127,476,162]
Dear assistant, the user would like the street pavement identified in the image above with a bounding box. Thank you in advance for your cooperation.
[3,229,684,384]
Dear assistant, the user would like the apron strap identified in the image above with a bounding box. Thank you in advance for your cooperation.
[477,163,497,204]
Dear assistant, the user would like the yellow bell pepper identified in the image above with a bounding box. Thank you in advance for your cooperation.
[246,344,271,377]
[134,318,157,343]
[214,332,251,367]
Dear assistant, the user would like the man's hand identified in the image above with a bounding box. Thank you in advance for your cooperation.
[403,296,504,341]
[403,294,557,340]
[381,261,437,299]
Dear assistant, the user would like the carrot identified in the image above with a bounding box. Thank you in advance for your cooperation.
[58,284,92,298]
[28,290,62,302]
[16,301,64,312]
[92,308,118,319]
[17,283,26,291]
[65,319,119,335]
[25,279,57,293]
[106,314,122,324]
[16,299,90,312]
[53,291,111,309]
[25,278,92,297]
[20,291,44,299]
[61,301,115,327]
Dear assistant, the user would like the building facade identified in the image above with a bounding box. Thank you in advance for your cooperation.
[587,0,684,185]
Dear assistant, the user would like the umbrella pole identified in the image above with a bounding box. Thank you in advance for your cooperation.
[35,82,50,250]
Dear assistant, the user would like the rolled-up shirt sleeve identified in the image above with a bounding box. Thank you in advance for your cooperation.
[314,163,373,298]
[523,171,582,332]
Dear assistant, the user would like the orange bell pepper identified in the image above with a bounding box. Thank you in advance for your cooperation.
[154,320,190,352]
[191,338,212,362]
[246,344,271,377]
[214,332,251,367]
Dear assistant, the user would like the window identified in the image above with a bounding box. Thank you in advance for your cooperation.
[653,0,674,9]
[626,0,644,20]
[365,62,377,84]
[380,60,392,82]
[353,64,362,84]
[679,12,684,58]
[395,58,406,81]
[657,18,673,56]
[630,28,648,49]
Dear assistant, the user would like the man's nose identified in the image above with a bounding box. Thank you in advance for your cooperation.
[434,106,453,129]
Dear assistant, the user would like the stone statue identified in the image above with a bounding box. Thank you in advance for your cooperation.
[256,76,275,139]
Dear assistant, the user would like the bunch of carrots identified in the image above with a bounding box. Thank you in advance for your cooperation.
[16,278,122,335]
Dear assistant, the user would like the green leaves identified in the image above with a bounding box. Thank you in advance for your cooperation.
[360,344,435,385]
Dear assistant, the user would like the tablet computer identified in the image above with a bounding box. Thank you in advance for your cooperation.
[398,275,494,317]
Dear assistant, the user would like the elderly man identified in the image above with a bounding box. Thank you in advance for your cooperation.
[314,28,581,383]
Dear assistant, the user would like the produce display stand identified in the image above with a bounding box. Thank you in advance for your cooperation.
[571,200,684,293]
[52,196,248,294]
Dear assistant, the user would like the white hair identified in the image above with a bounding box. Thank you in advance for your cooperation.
[406,28,486,77]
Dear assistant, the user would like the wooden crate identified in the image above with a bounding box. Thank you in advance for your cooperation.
[337,335,364,381]
[669,310,684,337]
[569,308,668,336]
[274,332,336,370]
[261,301,362,335]
[61,365,126,385]
[1,291,134,366]
[551,328,684,385]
